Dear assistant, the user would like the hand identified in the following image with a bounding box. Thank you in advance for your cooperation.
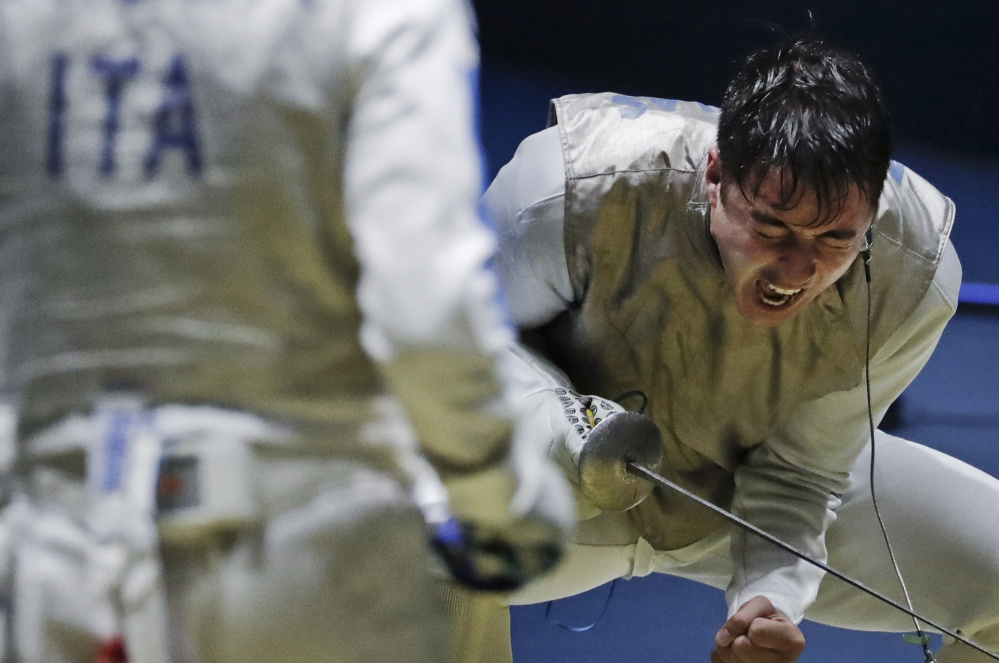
[430,515,562,592]
[417,452,572,592]
[414,395,576,592]
[711,596,806,663]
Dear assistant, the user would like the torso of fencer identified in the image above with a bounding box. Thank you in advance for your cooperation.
[542,93,954,550]
[0,1,377,437]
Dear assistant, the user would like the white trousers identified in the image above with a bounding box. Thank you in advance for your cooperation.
[8,405,448,663]
[161,464,447,663]
[503,432,999,663]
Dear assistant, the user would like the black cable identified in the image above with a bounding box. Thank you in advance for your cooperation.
[614,390,648,415]
[864,242,936,663]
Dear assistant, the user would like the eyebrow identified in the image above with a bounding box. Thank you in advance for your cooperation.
[749,210,787,228]
[749,210,858,240]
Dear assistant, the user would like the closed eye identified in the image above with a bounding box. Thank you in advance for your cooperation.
[749,212,790,239]
[818,230,857,249]
[754,226,788,240]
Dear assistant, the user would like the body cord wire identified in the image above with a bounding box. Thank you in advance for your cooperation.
[865,246,936,663]
[545,390,647,632]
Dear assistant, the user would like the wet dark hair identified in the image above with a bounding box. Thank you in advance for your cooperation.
[717,36,892,225]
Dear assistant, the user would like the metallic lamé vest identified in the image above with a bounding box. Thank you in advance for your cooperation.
[544,93,955,550]
[0,4,380,442]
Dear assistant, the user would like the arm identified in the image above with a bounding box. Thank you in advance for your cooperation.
[342,0,572,585]
[718,242,961,655]
[483,128,663,518]
[482,125,573,329]
[345,0,511,471]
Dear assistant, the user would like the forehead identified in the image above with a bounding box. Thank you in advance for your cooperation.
[734,167,875,230]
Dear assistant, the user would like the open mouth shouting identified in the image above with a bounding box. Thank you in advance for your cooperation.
[756,280,802,307]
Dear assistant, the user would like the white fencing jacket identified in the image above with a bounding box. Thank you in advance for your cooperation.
[484,94,961,621]
[0,0,526,500]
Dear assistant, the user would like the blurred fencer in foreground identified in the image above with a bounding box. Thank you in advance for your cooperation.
[0,0,573,661]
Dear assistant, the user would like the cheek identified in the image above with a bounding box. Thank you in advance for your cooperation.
[710,209,771,278]
[719,231,768,276]
[818,252,859,284]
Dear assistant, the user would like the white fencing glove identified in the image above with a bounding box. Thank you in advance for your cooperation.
[508,344,664,516]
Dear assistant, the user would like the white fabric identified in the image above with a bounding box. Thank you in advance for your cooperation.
[0,1,572,661]
[15,404,451,663]
[4,498,120,663]
[0,0,538,485]
[502,343,627,520]
[483,127,575,328]
[161,457,447,663]
[482,125,996,651]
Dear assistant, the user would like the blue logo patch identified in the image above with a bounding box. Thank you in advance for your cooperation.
[889,160,905,184]
[611,95,679,119]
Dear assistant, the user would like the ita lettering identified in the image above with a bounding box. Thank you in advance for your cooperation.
[46,53,204,179]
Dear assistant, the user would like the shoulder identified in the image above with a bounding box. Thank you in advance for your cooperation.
[344,0,477,63]
[483,126,565,236]
[549,93,719,179]
[845,161,959,353]
[873,160,955,269]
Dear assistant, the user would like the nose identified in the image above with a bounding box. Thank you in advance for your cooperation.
[776,240,817,287]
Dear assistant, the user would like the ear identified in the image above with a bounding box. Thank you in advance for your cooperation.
[706,147,722,207]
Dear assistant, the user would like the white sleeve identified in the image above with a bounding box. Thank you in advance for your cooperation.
[342,0,516,470]
[482,126,575,328]
[726,241,962,622]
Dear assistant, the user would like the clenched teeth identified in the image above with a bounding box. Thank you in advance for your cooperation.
[757,280,802,307]
[767,283,802,296]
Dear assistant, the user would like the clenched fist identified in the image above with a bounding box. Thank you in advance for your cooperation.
[711,596,806,663]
